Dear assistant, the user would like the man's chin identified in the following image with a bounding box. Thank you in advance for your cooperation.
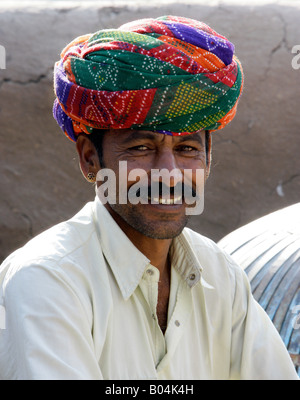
[106,202,189,240]
[129,221,188,240]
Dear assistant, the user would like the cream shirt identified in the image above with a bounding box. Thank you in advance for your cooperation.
[0,197,298,380]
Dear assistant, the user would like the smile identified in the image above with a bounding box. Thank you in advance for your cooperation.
[149,196,183,205]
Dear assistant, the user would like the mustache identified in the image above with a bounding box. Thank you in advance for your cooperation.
[134,181,197,199]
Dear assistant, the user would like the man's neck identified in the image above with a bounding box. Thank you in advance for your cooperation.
[104,204,172,278]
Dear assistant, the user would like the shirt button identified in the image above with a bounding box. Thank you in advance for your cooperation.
[146,269,154,275]
[189,273,196,281]
[175,320,180,327]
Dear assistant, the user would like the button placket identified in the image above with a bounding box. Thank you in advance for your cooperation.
[156,278,193,374]
[145,266,166,366]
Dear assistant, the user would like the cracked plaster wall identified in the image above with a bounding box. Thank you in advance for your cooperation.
[0,1,300,262]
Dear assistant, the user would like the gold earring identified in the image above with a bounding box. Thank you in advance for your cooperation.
[86,171,96,183]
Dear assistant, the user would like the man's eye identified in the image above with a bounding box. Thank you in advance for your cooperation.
[130,145,149,151]
[178,145,198,152]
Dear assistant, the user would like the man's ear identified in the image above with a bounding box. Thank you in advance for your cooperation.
[76,134,101,182]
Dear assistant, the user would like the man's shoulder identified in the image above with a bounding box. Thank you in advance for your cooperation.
[183,227,217,248]
[183,227,229,256]
[182,227,243,276]
[0,201,96,275]
[182,227,249,305]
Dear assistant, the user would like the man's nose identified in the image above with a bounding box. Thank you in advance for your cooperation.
[151,149,183,187]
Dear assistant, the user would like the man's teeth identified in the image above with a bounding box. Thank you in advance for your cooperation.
[149,196,182,204]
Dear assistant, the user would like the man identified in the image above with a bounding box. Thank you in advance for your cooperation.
[0,16,298,380]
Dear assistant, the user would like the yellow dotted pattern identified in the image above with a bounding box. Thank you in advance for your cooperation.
[166,82,217,118]
[90,30,156,46]
[185,110,226,132]
[126,92,136,114]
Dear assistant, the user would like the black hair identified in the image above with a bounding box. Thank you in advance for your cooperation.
[205,130,211,165]
[87,129,211,168]
[87,129,107,167]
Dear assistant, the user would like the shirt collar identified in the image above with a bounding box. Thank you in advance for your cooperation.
[171,231,214,290]
[92,197,150,300]
[92,197,208,300]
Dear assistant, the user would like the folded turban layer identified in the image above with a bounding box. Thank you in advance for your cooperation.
[53,15,244,142]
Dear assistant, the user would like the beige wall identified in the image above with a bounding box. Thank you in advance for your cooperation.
[1,1,300,262]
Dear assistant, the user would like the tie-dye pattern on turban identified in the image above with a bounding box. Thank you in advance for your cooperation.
[53,15,244,142]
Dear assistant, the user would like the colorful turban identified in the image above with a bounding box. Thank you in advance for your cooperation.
[53,15,244,142]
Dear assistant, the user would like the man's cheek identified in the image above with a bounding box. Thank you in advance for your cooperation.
[183,169,205,216]
[96,168,117,205]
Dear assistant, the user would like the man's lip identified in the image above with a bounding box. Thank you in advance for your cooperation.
[133,188,185,205]
[134,195,187,212]
[143,199,185,212]
[148,195,183,205]
[129,186,197,207]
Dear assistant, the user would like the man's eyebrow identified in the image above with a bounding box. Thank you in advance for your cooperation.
[177,132,203,146]
[121,130,204,146]
[121,130,159,143]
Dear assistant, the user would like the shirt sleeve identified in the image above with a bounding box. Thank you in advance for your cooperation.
[0,259,103,380]
[229,263,299,380]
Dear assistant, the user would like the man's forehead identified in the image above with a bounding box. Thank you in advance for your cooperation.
[109,129,205,144]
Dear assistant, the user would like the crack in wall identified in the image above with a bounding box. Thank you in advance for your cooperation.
[269,174,300,197]
[264,9,289,79]
[21,213,34,238]
[0,74,48,87]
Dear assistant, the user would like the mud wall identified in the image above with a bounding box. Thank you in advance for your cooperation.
[0,0,300,261]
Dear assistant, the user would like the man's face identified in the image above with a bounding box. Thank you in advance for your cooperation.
[98,129,210,239]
